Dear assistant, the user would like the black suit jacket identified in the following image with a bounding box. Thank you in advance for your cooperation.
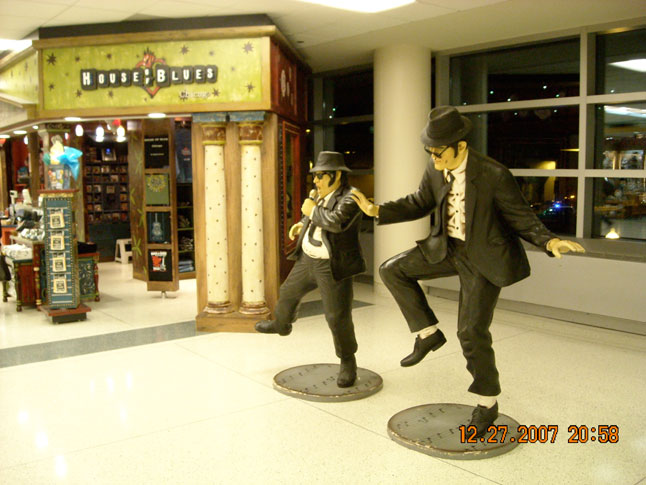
[289,184,366,281]
[378,149,555,287]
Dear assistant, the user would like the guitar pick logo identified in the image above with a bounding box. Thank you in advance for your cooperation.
[135,48,167,98]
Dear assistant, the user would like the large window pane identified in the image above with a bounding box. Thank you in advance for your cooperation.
[325,70,373,118]
[594,102,646,169]
[333,122,373,169]
[465,107,579,169]
[450,39,580,106]
[593,178,646,241]
[596,28,646,95]
[516,176,578,235]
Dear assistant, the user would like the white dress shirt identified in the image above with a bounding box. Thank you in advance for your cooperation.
[302,189,337,259]
[444,152,468,241]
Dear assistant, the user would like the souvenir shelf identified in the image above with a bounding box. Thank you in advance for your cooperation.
[83,139,130,261]
[176,183,195,279]
[40,190,91,323]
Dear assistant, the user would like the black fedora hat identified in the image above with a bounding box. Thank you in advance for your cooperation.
[310,151,351,173]
[420,106,472,147]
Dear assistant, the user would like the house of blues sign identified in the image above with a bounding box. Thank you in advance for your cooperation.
[41,38,263,111]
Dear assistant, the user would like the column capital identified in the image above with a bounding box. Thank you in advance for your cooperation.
[193,112,227,123]
[229,111,266,123]
[201,123,226,145]
[238,122,263,145]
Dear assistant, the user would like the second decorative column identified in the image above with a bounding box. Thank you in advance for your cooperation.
[234,113,269,315]
[202,123,232,313]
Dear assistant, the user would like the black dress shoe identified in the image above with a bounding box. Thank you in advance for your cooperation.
[468,402,499,438]
[400,329,446,367]
[254,320,292,336]
[337,355,357,388]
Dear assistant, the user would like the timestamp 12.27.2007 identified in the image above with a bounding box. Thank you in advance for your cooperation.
[459,424,619,444]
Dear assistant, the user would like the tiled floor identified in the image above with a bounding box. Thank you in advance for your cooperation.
[0,262,644,484]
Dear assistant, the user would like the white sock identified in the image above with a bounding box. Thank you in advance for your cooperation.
[477,395,498,408]
[418,326,438,339]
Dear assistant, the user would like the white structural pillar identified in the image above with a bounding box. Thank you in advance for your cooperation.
[373,45,432,284]
[235,113,269,314]
[202,123,232,313]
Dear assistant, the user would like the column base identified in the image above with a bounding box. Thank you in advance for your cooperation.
[203,301,234,314]
[239,301,270,315]
[196,309,271,333]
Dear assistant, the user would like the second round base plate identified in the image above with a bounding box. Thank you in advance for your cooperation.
[387,403,521,460]
[273,363,383,402]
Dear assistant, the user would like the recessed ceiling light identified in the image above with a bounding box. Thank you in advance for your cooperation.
[0,39,31,52]
[610,59,646,73]
[296,0,414,13]
[148,113,166,118]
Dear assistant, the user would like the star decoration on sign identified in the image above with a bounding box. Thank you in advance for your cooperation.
[231,66,236,72]
[76,90,82,98]
[243,42,253,53]
[180,45,189,55]
[212,88,219,97]
[108,91,114,98]
[106,53,112,60]
[46,53,57,65]
[48,83,55,90]
[246,83,254,93]
[75,55,80,62]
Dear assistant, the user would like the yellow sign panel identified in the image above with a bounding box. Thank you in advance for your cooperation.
[0,52,39,104]
[42,38,264,111]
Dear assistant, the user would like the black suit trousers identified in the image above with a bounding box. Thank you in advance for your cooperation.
[379,239,501,396]
[274,252,358,359]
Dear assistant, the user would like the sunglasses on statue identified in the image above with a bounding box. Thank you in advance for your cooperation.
[424,145,450,158]
[313,172,334,180]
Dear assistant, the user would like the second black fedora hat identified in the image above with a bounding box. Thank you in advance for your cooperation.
[420,106,472,147]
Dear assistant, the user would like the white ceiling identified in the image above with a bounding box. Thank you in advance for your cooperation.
[1,0,646,72]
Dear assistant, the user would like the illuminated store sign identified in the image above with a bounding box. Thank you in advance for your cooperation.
[80,49,218,98]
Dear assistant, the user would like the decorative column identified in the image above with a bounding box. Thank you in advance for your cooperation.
[202,123,232,313]
[374,45,431,284]
[235,113,269,315]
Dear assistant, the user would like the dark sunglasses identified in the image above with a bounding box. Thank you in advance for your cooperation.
[313,171,333,180]
[424,145,450,158]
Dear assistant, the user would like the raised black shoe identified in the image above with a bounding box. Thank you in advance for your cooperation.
[468,402,499,438]
[337,355,357,388]
[400,329,447,367]
[254,320,292,336]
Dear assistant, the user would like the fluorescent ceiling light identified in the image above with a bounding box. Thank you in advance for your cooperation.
[13,130,27,135]
[296,0,414,13]
[610,59,646,73]
[65,116,82,122]
[148,112,166,118]
[604,106,646,119]
[0,39,31,52]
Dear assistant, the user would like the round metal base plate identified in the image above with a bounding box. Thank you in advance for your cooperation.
[273,364,383,402]
[387,403,521,460]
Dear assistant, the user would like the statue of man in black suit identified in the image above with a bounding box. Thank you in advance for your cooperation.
[256,151,366,388]
[352,106,584,435]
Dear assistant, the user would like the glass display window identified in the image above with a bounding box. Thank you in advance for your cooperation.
[450,38,580,106]
[595,27,646,95]
[464,107,579,169]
